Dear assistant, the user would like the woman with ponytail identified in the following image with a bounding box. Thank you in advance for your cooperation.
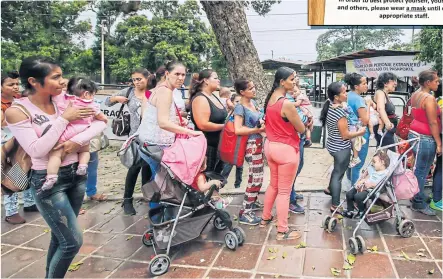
[319,82,366,213]
[190,69,227,174]
[259,67,305,240]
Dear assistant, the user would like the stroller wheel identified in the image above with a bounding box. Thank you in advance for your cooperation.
[355,235,366,253]
[397,219,415,238]
[322,216,331,230]
[348,237,359,255]
[149,254,170,276]
[224,231,239,251]
[327,217,338,232]
[214,216,227,230]
[232,227,246,246]
[142,229,154,247]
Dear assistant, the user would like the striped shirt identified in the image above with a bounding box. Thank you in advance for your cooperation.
[326,105,351,153]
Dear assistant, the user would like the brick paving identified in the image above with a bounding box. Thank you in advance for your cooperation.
[2,193,442,278]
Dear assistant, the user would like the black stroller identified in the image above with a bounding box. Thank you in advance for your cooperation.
[139,143,246,276]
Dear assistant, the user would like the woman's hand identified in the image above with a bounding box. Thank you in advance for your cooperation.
[437,145,442,156]
[189,130,204,137]
[113,96,128,104]
[385,122,394,131]
[53,140,82,154]
[357,126,367,136]
[62,102,95,122]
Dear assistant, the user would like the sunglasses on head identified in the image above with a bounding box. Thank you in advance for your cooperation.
[132,78,143,82]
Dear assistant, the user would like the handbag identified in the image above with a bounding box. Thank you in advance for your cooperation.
[392,169,419,200]
[396,98,413,140]
[90,132,109,153]
[1,104,32,193]
[112,87,132,137]
[117,134,141,168]
[218,105,248,167]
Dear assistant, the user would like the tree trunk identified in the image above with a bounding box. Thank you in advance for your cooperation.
[200,1,269,104]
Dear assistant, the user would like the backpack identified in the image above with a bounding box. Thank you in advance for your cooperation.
[1,104,33,193]
[218,105,248,167]
[111,87,132,137]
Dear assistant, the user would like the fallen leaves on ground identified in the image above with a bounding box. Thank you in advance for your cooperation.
[274,275,280,278]
[312,266,315,270]
[282,252,287,259]
[267,255,277,260]
[68,262,83,272]
[418,248,425,252]
[43,229,51,233]
[295,242,306,249]
[428,269,435,275]
[343,264,354,270]
[330,267,341,276]
[367,245,378,252]
[346,253,356,265]
[401,250,411,260]
[233,215,238,221]
[416,252,427,257]
[126,235,134,241]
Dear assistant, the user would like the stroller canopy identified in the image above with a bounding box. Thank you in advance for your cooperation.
[162,135,207,185]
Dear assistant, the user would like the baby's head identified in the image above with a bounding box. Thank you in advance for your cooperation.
[230,93,241,105]
[219,87,232,99]
[372,150,390,171]
[67,77,98,100]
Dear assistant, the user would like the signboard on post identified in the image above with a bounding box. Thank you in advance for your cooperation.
[346,56,433,78]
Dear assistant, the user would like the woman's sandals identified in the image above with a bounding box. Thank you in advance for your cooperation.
[276,228,301,240]
[260,215,277,228]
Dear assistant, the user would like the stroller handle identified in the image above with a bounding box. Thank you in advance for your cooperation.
[203,184,217,203]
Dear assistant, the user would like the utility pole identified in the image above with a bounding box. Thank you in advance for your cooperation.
[101,19,106,84]
[271,50,274,59]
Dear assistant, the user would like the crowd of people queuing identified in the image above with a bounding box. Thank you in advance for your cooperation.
[1,55,442,276]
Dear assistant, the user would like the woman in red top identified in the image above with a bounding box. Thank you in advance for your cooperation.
[408,70,441,216]
[260,67,306,240]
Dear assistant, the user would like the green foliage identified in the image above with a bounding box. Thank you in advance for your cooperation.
[416,27,442,76]
[1,1,92,74]
[97,0,225,82]
[316,27,404,61]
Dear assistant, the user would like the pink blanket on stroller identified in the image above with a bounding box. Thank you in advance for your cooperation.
[162,134,207,185]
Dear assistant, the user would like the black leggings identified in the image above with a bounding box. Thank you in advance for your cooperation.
[346,188,369,212]
[374,124,396,152]
[329,148,351,206]
[124,160,151,199]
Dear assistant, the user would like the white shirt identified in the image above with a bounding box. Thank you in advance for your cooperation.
[173,89,186,112]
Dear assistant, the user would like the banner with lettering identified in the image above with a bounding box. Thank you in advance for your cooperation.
[346,56,433,78]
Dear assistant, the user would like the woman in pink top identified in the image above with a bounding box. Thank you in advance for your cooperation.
[408,70,441,216]
[260,67,306,240]
[5,57,107,278]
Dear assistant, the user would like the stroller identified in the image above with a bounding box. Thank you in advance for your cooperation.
[139,135,246,276]
[323,132,420,255]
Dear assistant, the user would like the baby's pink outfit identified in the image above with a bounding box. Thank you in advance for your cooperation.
[53,93,101,143]
[297,94,313,118]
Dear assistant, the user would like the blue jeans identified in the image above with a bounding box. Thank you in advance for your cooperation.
[290,137,305,202]
[30,163,86,278]
[221,164,244,187]
[86,152,99,197]
[409,132,437,209]
[347,128,370,186]
[4,189,35,217]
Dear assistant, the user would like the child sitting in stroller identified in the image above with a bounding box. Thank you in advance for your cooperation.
[192,157,233,209]
[343,150,390,218]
